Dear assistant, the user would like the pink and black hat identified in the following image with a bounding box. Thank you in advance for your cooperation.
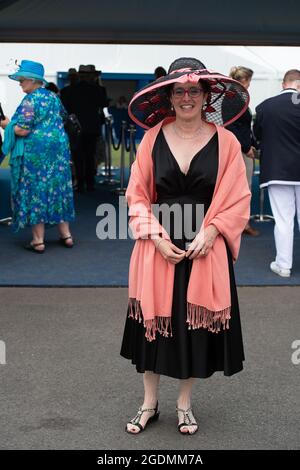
[128,57,249,129]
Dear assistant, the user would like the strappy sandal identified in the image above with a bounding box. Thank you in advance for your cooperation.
[59,236,74,248]
[24,242,45,254]
[176,406,198,435]
[126,402,159,434]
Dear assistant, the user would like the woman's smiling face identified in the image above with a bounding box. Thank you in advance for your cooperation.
[170,82,207,120]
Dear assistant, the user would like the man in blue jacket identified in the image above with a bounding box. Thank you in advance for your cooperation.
[254,69,300,277]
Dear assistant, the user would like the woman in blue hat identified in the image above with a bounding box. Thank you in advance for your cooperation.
[0,60,75,252]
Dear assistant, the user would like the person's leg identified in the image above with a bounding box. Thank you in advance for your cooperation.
[268,184,295,269]
[243,153,254,190]
[242,153,259,236]
[98,132,107,166]
[31,223,45,251]
[70,138,80,189]
[58,221,73,247]
[127,371,160,433]
[85,134,98,190]
[177,378,198,434]
[74,134,85,192]
[295,185,300,232]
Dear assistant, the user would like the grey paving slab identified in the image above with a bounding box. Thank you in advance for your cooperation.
[0,286,299,450]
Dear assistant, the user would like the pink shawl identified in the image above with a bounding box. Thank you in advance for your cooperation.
[126,118,251,341]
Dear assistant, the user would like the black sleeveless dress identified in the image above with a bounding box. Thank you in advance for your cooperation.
[120,130,245,379]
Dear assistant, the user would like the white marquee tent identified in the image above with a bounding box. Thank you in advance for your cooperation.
[0,43,298,120]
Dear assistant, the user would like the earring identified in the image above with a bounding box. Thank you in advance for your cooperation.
[171,105,174,111]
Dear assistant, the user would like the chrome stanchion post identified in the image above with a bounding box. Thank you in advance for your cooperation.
[252,188,274,222]
[115,121,127,195]
[99,117,109,177]
[99,116,117,184]
[250,153,274,222]
[129,124,136,170]
[106,118,114,182]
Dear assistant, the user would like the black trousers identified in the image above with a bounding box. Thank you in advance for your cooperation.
[75,132,98,190]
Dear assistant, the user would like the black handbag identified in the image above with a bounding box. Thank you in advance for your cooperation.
[64,113,82,138]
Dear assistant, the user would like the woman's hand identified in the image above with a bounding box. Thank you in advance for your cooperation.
[245,146,255,159]
[185,225,219,260]
[154,238,186,264]
[0,116,10,129]
[14,125,30,137]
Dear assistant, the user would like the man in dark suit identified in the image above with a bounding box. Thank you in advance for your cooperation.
[61,65,108,192]
[253,69,300,277]
[60,68,80,188]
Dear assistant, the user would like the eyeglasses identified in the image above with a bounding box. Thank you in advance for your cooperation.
[172,87,203,98]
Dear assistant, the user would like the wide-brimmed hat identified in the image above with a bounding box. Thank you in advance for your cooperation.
[78,64,100,74]
[128,57,249,129]
[9,60,47,84]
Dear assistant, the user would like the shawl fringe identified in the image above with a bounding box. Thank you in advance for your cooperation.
[187,302,231,333]
[128,298,172,342]
[128,298,231,341]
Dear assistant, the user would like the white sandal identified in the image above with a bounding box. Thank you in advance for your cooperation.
[176,406,198,435]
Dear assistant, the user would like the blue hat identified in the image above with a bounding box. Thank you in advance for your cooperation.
[9,60,48,84]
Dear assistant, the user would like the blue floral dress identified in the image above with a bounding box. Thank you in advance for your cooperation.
[11,87,75,231]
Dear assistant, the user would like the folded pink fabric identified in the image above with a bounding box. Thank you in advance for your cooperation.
[126,118,251,341]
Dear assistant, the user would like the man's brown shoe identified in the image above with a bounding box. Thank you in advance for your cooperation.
[243,225,260,236]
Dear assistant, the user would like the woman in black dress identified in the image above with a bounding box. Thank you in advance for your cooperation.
[121,58,250,435]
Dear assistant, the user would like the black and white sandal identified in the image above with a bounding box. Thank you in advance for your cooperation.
[176,406,198,435]
[126,402,159,434]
